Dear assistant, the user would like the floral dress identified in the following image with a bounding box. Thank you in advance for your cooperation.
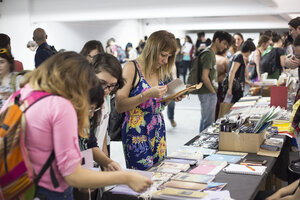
[122,63,166,170]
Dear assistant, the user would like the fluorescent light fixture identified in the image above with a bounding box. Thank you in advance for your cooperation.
[288,14,300,19]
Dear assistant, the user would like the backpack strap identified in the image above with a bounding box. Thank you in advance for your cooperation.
[34,150,58,188]
[17,91,59,188]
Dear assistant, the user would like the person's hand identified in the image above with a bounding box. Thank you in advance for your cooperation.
[285,54,300,69]
[126,172,153,193]
[103,161,121,171]
[174,94,186,102]
[226,88,232,97]
[149,85,167,98]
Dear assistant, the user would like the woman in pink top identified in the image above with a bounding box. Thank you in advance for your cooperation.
[4,52,152,199]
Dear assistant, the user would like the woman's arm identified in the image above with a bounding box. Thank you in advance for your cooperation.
[280,55,286,72]
[266,179,300,200]
[227,61,241,97]
[253,50,261,81]
[64,164,153,193]
[92,147,121,171]
[115,62,167,113]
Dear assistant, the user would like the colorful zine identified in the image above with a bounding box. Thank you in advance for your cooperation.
[171,172,214,184]
[205,154,242,163]
[203,182,227,191]
[162,180,207,190]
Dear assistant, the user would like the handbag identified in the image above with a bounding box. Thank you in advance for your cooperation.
[222,59,244,98]
[108,61,139,141]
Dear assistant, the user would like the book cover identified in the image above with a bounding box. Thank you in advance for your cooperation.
[158,161,190,171]
[167,151,203,160]
[152,172,173,182]
[205,154,242,163]
[162,180,207,190]
[171,172,214,183]
[203,182,227,191]
[189,160,227,175]
[149,166,181,174]
[164,158,198,165]
[155,187,208,198]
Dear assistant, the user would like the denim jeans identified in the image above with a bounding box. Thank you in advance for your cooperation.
[167,100,175,120]
[35,186,73,200]
[198,93,217,133]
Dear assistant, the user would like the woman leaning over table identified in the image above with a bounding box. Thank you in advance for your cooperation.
[1,52,152,199]
[116,30,184,170]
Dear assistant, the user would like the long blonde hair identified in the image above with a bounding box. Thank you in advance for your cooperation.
[22,52,97,137]
[137,30,176,81]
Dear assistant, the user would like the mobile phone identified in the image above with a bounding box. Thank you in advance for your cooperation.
[240,159,267,165]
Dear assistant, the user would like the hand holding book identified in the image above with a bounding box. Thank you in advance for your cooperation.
[158,78,203,103]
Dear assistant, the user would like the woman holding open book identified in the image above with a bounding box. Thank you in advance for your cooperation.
[116,30,184,170]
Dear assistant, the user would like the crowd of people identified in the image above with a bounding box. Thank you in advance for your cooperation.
[1,16,300,200]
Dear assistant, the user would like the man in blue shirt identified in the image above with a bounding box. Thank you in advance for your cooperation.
[33,28,56,68]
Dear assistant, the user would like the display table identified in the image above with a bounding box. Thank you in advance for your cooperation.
[102,135,288,200]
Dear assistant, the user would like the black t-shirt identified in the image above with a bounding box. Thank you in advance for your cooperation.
[228,53,246,84]
[273,47,285,69]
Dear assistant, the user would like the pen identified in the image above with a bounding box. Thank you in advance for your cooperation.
[241,163,256,171]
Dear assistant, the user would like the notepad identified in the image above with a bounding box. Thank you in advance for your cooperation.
[223,164,266,176]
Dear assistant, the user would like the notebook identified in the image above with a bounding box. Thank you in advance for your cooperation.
[223,164,267,176]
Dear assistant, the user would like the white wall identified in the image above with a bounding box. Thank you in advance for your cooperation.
[0,0,34,69]
[36,20,144,54]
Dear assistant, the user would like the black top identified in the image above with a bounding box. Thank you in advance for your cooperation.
[34,42,56,68]
[228,53,246,84]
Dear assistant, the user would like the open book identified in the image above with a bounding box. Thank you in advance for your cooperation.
[158,78,203,103]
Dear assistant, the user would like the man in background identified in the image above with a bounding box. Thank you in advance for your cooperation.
[33,28,57,68]
[195,32,206,57]
[285,17,300,80]
[188,31,232,133]
[0,33,24,72]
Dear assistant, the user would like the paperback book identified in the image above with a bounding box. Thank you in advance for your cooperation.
[171,172,214,184]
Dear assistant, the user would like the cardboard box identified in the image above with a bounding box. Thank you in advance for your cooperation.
[219,131,266,153]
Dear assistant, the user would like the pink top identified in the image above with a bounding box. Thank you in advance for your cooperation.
[2,84,82,192]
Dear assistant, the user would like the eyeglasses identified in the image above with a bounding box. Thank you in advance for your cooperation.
[99,80,119,92]
[89,107,101,113]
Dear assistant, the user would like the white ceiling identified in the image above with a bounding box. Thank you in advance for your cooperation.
[2,0,300,31]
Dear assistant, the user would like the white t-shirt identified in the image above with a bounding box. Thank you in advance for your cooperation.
[95,96,110,150]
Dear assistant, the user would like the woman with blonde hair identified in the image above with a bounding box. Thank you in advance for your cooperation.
[116,30,180,170]
[1,52,152,199]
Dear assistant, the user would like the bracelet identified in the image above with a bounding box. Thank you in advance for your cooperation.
[140,93,143,101]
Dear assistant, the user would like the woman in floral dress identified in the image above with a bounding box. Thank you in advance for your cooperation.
[116,30,180,170]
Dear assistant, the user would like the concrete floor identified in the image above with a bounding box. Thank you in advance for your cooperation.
[110,94,201,169]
